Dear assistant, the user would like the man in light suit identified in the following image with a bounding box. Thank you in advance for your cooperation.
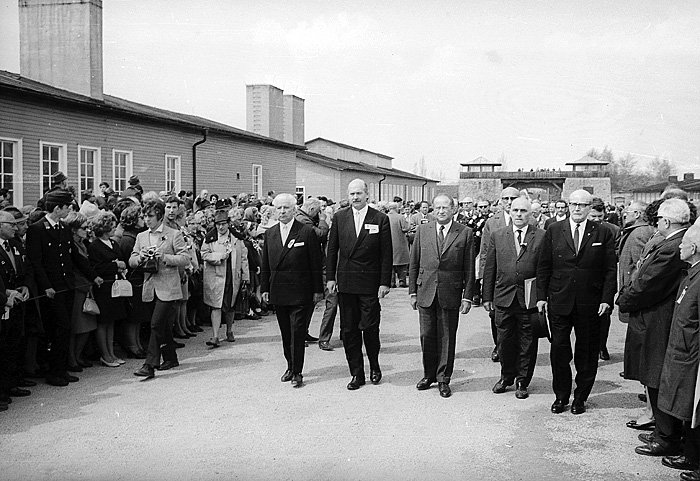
[326,179,393,390]
[537,189,617,415]
[262,194,323,388]
[478,186,521,362]
[409,194,474,398]
[130,199,190,379]
[483,197,544,399]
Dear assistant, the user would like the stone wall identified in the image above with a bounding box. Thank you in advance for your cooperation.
[562,178,612,203]
[459,178,503,203]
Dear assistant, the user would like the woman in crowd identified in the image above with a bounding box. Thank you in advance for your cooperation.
[64,212,97,372]
[117,206,148,359]
[201,210,249,347]
[183,213,204,333]
[88,211,128,367]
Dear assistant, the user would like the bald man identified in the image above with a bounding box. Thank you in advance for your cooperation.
[537,189,617,415]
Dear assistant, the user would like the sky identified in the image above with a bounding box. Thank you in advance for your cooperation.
[1,0,699,181]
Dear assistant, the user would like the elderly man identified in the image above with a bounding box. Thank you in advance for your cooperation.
[483,197,544,399]
[479,186,522,362]
[618,198,690,455]
[537,189,617,414]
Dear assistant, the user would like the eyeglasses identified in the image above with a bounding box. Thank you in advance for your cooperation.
[569,203,591,209]
[501,196,519,201]
[0,221,17,226]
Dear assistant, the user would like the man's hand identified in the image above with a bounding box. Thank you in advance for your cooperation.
[326,280,337,294]
[598,303,611,317]
[378,285,390,298]
[410,296,417,310]
[17,286,29,301]
[460,299,472,314]
[262,292,269,303]
[313,292,324,304]
[482,301,493,312]
[537,300,547,314]
[45,288,56,299]
[94,277,104,287]
[6,290,22,306]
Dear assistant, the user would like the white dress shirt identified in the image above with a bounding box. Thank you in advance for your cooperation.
[513,224,528,254]
[568,218,587,252]
[280,218,294,245]
[353,205,368,236]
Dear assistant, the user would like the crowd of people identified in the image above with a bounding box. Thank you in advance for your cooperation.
[3,169,700,480]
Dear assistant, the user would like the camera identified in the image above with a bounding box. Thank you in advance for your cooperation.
[145,246,158,257]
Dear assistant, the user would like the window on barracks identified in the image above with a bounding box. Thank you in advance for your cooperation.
[252,164,262,198]
[113,150,132,194]
[0,140,15,198]
[165,155,180,194]
[41,142,66,193]
[79,147,99,198]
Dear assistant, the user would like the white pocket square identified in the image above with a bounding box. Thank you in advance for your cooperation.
[293,242,305,247]
[592,242,602,246]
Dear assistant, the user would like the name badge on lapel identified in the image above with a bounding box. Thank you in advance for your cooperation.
[287,238,296,249]
[365,224,379,234]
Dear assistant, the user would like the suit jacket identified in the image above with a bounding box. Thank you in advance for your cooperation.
[261,220,323,306]
[26,217,97,292]
[128,223,190,302]
[0,238,31,290]
[537,219,617,316]
[483,225,545,309]
[478,211,511,279]
[408,221,474,310]
[326,206,393,295]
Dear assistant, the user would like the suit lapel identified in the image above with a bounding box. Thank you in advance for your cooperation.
[275,221,300,268]
[561,221,576,254]
[43,218,61,242]
[0,243,15,275]
[350,208,373,256]
[518,228,535,260]
[441,222,460,255]
[577,222,597,254]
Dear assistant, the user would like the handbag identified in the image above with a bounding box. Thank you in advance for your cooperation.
[82,290,100,315]
[111,275,133,298]
[140,256,159,273]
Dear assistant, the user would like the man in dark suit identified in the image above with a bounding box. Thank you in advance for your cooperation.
[262,193,323,388]
[326,178,393,390]
[483,197,544,399]
[26,190,103,387]
[408,194,473,398]
[478,186,521,362]
[537,189,617,415]
[544,199,569,230]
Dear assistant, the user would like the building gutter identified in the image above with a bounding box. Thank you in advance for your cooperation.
[378,174,387,201]
[421,180,428,201]
[192,129,208,194]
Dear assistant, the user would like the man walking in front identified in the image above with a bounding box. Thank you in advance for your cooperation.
[409,194,473,398]
[537,189,617,414]
[326,179,392,390]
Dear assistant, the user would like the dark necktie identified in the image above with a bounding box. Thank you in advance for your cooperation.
[516,229,522,255]
[574,223,580,254]
[438,225,445,252]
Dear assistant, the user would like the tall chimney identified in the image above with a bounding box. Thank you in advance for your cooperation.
[19,0,104,100]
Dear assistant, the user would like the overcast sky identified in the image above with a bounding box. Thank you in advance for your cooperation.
[1,0,699,180]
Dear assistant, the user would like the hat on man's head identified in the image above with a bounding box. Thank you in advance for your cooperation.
[2,206,27,222]
[214,209,230,224]
[462,197,474,204]
[51,171,67,185]
[326,198,335,206]
[128,175,140,185]
[45,189,73,205]
[78,200,100,219]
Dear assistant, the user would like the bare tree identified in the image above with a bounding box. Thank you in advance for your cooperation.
[413,155,427,177]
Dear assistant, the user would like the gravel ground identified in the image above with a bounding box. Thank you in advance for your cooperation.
[0,291,672,481]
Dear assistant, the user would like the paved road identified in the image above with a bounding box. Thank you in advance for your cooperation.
[0,290,670,480]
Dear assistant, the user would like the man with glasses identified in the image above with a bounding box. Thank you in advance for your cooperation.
[537,189,617,415]
[545,199,569,229]
[617,199,690,456]
[479,187,521,362]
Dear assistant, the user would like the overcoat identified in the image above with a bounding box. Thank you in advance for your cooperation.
[387,211,410,266]
[201,229,248,309]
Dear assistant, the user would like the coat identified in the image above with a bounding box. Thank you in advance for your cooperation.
[201,229,249,309]
[387,211,410,266]
[616,223,655,322]
[261,220,323,306]
[88,238,127,323]
[128,223,190,302]
[658,262,700,422]
[617,229,687,387]
[482,225,545,309]
[408,221,474,309]
[478,211,512,280]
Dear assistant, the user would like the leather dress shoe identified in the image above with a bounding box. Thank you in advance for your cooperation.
[635,441,682,457]
[60,372,79,383]
[438,382,451,398]
[134,364,155,379]
[18,379,37,388]
[416,377,436,390]
[8,387,31,397]
[46,375,69,387]
[662,455,699,471]
[226,332,235,342]
[639,432,655,444]
[491,347,500,362]
[305,334,319,343]
[281,370,293,382]
[291,374,303,388]
[551,399,569,414]
[370,369,382,384]
[319,341,333,351]
[515,381,529,399]
[681,470,700,481]
[0,394,12,404]
[492,378,513,394]
[627,419,655,431]
[571,399,586,415]
[157,360,179,371]
[347,376,366,390]
[173,341,186,349]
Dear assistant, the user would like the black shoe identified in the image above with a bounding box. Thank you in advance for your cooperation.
[551,399,569,414]
[638,393,648,403]
[416,377,436,390]
[662,455,699,471]
[571,399,586,414]
[157,360,179,371]
[599,348,610,361]
[18,379,37,387]
[681,470,700,481]
[305,334,319,343]
[515,381,529,399]
[347,376,366,390]
[491,347,499,363]
[0,402,7,412]
[627,419,655,431]
[134,364,155,379]
[0,394,11,404]
[59,372,79,383]
[638,432,655,444]
[291,374,303,388]
[370,369,382,384]
[173,342,185,349]
[438,382,451,398]
[67,364,83,373]
[492,378,513,394]
[281,370,293,382]
[635,441,682,457]
[78,360,94,368]
[8,387,31,397]
[46,375,69,387]
[173,333,188,339]
[319,341,333,351]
